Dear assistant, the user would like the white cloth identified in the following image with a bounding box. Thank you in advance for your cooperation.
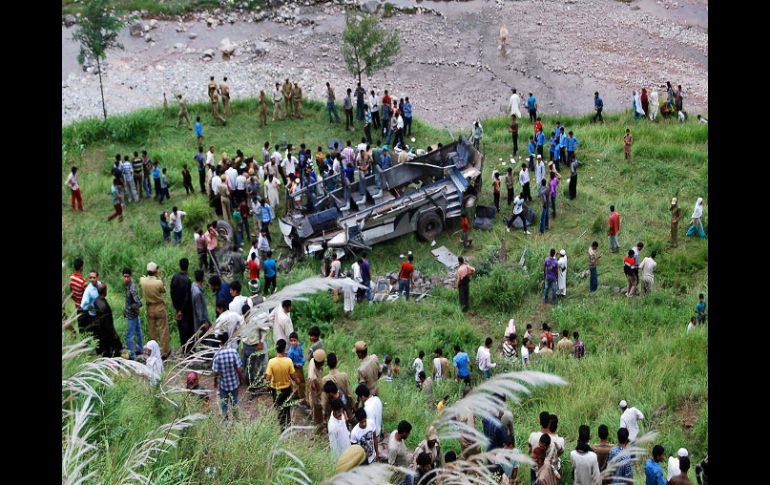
[211,175,222,194]
[364,396,383,437]
[570,450,601,485]
[397,115,404,129]
[620,407,645,442]
[66,172,80,191]
[519,169,530,185]
[667,456,682,481]
[352,262,362,283]
[691,197,703,219]
[145,340,163,384]
[229,295,252,316]
[349,421,377,464]
[169,211,186,233]
[505,319,516,338]
[535,162,545,188]
[649,90,659,120]
[510,93,522,118]
[271,151,282,166]
[266,178,281,209]
[214,310,243,350]
[412,357,424,382]
[225,167,238,190]
[433,357,443,380]
[369,95,378,112]
[634,92,645,116]
[270,306,294,346]
[521,345,530,365]
[476,346,496,372]
[342,277,357,313]
[639,257,656,281]
[206,150,215,166]
[281,156,297,175]
[557,255,567,295]
[328,415,351,458]
[513,196,524,215]
[235,174,247,191]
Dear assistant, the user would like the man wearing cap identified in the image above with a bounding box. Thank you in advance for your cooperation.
[270,300,294,347]
[282,78,294,118]
[413,426,444,470]
[140,262,171,358]
[619,400,645,442]
[321,352,355,421]
[669,456,695,485]
[354,341,381,397]
[557,249,568,297]
[306,348,327,428]
[667,448,688,481]
[670,197,682,247]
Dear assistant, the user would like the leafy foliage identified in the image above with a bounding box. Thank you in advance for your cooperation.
[341,10,401,84]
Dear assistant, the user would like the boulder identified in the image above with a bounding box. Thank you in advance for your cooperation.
[207,17,218,27]
[188,32,198,39]
[143,24,151,32]
[149,19,159,29]
[63,14,77,27]
[219,37,237,56]
[360,0,379,14]
[202,49,216,59]
[145,34,155,43]
[252,41,270,56]
[129,22,143,36]
[174,42,186,50]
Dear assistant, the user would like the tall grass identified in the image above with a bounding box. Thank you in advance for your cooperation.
[62,96,707,482]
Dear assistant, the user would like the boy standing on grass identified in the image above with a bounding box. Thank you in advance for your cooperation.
[624,128,634,161]
[452,345,472,385]
[181,164,194,195]
[588,241,601,292]
[412,350,425,389]
[287,332,307,407]
[66,166,83,212]
[695,294,707,324]
[122,267,143,360]
[608,206,621,253]
[195,116,203,145]
[505,168,515,206]
[159,168,170,202]
[152,161,162,200]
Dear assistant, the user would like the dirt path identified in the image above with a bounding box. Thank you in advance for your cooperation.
[62,0,707,128]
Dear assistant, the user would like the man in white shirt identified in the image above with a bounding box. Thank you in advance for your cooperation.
[509,88,522,118]
[349,408,380,464]
[281,153,297,180]
[356,138,367,155]
[521,337,531,366]
[228,281,253,316]
[169,207,187,245]
[476,337,497,379]
[329,254,341,278]
[638,251,657,294]
[327,399,351,458]
[270,300,294,346]
[225,165,238,191]
[356,383,384,440]
[570,425,601,485]
[206,146,215,166]
[213,301,243,350]
[667,448,688,480]
[412,351,425,386]
[432,352,443,381]
[507,192,531,235]
[519,164,531,202]
[619,399,645,442]
[535,155,546,190]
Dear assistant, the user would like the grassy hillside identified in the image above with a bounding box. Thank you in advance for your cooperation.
[62,98,708,483]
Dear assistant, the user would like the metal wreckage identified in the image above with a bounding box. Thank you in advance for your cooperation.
[277,136,485,258]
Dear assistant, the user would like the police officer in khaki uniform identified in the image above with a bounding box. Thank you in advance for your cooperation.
[139,262,171,358]
[282,78,294,118]
[176,93,192,129]
[272,82,283,121]
[208,76,226,124]
[258,89,268,128]
[292,82,304,119]
[219,77,231,116]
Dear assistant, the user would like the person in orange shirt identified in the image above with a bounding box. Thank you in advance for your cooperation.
[398,254,415,301]
[460,213,471,248]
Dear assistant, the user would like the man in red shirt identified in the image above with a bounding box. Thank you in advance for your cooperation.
[247,252,261,284]
[608,205,621,253]
[398,254,415,301]
[382,90,392,112]
[460,213,471,248]
[69,258,88,309]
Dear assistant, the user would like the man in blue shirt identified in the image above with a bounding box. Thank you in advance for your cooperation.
[527,135,536,171]
[566,131,580,162]
[208,275,233,307]
[403,97,413,137]
[559,127,568,164]
[592,92,604,123]
[263,250,278,295]
[527,93,537,122]
[194,116,203,145]
[377,148,392,192]
[80,270,101,319]
[552,133,561,172]
[260,199,273,242]
[536,130,546,158]
[452,345,472,385]
[645,445,667,485]
[544,249,559,305]
[608,428,633,484]
[151,161,162,200]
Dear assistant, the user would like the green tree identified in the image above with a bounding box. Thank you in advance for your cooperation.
[72,0,126,120]
[342,10,401,85]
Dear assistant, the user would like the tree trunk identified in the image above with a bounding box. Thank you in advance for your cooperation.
[96,56,107,120]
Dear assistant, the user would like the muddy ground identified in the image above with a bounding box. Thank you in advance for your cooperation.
[61,0,707,129]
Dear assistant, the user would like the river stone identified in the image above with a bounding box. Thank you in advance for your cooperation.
[361,0,379,14]
[129,22,143,36]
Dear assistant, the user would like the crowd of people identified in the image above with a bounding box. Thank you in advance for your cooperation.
[64,75,708,484]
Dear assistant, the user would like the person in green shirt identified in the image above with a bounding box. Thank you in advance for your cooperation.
[232,206,243,249]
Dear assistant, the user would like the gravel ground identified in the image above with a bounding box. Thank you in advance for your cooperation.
[61,0,708,129]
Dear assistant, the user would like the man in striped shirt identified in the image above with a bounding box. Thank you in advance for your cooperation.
[69,258,88,309]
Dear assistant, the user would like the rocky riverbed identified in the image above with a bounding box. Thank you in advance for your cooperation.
[61,0,708,129]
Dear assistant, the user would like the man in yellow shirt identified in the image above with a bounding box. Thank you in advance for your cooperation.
[139,262,171,358]
[266,338,301,429]
[556,329,573,355]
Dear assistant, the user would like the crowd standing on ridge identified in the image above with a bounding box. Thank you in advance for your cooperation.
[64,75,708,484]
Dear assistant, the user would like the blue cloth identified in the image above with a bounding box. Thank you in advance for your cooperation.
[342,164,355,182]
[287,342,305,367]
[380,153,392,170]
[527,96,536,110]
[453,352,470,378]
[549,137,556,153]
[482,416,508,451]
[213,348,243,392]
[528,141,536,155]
[560,133,567,148]
[152,167,161,180]
[263,258,277,278]
[195,122,203,137]
[595,97,604,110]
[194,152,206,171]
[403,102,413,118]
[80,283,99,316]
[644,459,666,485]
[536,132,545,147]
[608,446,633,484]
[567,136,580,151]
[160,174,168,189]
[217,281,233,306]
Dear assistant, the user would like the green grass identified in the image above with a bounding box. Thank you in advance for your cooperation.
[62,0,235,17]
[62,97,708,483]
